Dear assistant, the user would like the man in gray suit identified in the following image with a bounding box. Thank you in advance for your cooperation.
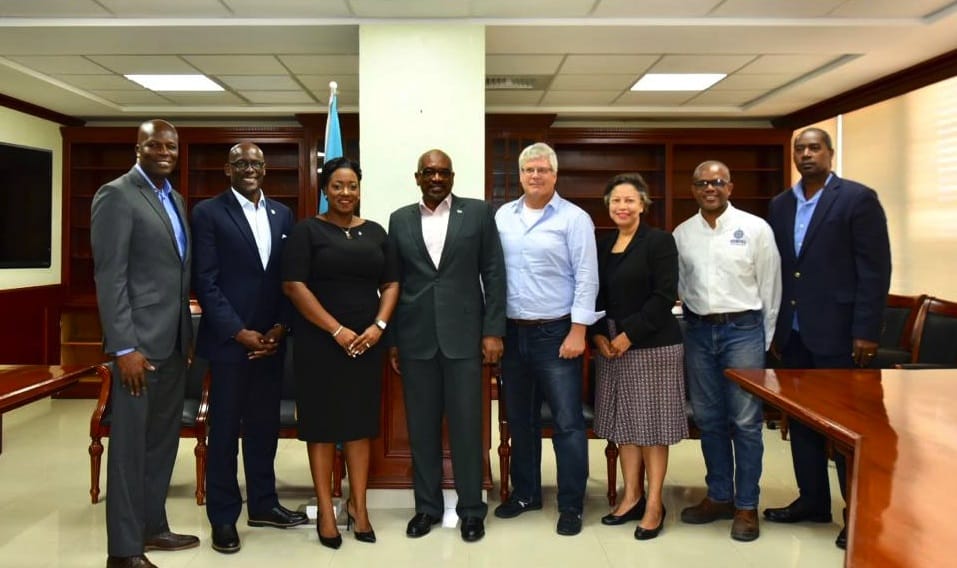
[91,119,198,568]
[387,149,506,543]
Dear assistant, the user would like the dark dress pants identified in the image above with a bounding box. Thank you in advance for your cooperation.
[400,354,487,520]
[106,351,186,557]
[779,331,851,513]
[206,357,282,524]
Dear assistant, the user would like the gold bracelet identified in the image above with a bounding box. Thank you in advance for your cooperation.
[331,325,344,338]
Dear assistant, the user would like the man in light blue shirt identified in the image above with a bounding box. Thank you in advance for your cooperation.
[493,142,602,537]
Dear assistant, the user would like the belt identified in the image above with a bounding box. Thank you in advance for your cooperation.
[684,309,757,325]
[507,315,571,327]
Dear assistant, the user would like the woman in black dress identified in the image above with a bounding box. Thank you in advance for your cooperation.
[282,157,399,549]
[589,173,686,541]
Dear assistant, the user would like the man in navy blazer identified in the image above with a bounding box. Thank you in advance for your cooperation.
[191,142,305,554]
[763,128,891,549]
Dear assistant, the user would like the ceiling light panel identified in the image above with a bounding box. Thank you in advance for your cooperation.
[125,74,224,91]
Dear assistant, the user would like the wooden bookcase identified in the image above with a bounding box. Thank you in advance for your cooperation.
[58,127,310,395]
[57,119,787,396]
[486,123,791,234]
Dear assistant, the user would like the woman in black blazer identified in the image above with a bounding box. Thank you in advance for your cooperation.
[589,173,688,541]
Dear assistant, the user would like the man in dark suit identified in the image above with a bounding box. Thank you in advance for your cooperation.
[191,142,305,554]
[764,127,891,550]
[387,149,506,543]
[91,119,198,568]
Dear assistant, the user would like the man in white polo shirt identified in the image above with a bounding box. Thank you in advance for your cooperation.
[673,160,781,543]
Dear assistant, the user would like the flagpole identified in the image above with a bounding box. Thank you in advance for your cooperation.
[319,80,343,214]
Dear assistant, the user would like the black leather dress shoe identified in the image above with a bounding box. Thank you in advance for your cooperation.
[211,524,240,554]
[143,531,200,551]
[836,527,847,549]
[248,504,309,528]
[106,555,156,568]
[406,513,442,538]
[460,517,485,542]
[601,497,646,526]
[763,499,832,524]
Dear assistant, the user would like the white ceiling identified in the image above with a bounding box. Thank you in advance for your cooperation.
[1,0,956,124]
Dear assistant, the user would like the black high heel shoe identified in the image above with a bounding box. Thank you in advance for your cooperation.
[317,520,342,549]
[634,506,666,540]
[601,496,647,526]
[347,502,376,544]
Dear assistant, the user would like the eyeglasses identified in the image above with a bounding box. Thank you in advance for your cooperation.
[692,179,729,189]
[521,166,554,176]
[419,168,453,178]
[230,160,265,170]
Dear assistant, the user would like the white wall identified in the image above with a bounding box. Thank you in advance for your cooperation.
[0,107,62,290]
[358,24,485,226]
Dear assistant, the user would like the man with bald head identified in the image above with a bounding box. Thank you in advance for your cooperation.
[92,119,198,567]
[387,149,506,542]
[191,142,303,554]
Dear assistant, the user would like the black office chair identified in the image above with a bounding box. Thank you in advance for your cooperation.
[869,294,927,369]
[898,296,957,368]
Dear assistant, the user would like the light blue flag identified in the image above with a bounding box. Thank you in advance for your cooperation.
[319,83,343,213]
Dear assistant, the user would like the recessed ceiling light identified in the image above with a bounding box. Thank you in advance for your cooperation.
[125,74,223,92]
[630,73,726,92]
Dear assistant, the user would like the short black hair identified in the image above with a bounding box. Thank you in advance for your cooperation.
[319,156,362,191]
[797,127,834,151]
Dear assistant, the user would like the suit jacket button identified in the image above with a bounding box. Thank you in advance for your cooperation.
[794,271,801,278]
[790,300,797,306]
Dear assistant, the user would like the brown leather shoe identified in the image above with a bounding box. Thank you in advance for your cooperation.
[680,497,735,524]
[106,555,157,568]
[143,530,200,551]
[731,509,760,542]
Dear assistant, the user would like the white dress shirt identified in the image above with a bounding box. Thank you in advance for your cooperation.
[419,194,452,269]
[673,203,782,349]
[232,188,271,269]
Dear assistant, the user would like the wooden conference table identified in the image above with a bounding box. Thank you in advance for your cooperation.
[725,367,956,568]
[0,364,95,454]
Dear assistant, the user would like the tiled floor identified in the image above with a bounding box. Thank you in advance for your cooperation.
[0,399,846,567]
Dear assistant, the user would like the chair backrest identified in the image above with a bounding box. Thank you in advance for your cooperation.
[185,312,207,400]
[881,294,927,351]
[911,296,957,365]
[281,334,296,400]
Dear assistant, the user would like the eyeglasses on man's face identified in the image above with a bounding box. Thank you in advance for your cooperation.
[418,168,453,178]
[230,160,265,170]
[521,166,554,176]
[692,178,729,189]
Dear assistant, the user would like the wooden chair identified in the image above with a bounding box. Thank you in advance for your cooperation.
[89,339,212,504]
[899,296,957,368]
[497,345,620,506]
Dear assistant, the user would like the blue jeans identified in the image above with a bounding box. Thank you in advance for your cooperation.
[501,319,588,513]
[684,311,766,509]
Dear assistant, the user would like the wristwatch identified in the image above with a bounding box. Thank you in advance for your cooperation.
[375,319,388,331]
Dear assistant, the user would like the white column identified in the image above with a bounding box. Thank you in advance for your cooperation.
[358,24,485,226]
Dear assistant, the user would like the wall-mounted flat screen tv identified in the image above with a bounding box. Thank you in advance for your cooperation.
[0,141,53,268]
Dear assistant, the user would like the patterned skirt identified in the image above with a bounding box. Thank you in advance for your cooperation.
[594,322,688,446]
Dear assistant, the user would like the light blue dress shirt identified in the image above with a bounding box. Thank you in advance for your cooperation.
[790,172,832,331]
[116,166,187,357]
[494,192,603,325]
[135,163,187,260]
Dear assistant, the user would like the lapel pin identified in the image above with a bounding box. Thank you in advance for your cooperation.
[270,209,276,215]
[456,209,463,214]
